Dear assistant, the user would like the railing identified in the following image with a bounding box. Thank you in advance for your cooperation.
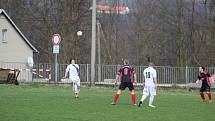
[0,62,215,88]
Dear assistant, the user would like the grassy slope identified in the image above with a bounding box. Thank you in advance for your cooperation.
[0,85,214,121]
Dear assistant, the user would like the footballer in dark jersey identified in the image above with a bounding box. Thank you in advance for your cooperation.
[111,59,137,106]
[196,66,212,103]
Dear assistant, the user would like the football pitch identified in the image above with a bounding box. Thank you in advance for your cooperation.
[0,84,214,121]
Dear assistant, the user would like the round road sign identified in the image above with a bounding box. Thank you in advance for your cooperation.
[52,34,61,45]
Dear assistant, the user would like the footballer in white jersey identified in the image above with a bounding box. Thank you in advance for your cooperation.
[65,64,80,82]
[143,66,157,87]
[138,63,157,108]
[64,59,80,98]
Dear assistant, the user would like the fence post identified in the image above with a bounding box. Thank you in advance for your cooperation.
[87,64,89,84]
[185,65,188,89]
[98,64,101,83]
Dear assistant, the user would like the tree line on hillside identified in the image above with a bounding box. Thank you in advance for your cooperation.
[0,0,215,66]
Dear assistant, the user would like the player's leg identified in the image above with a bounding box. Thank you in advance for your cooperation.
[138,86,149,107]
[200,86,206,103]
[72,81,75,93]
[73,82,78,98]
[112,89,121,105]
[112,82,125,105]
[207,92,212,103]
[74,81,80,98]
[206,86,212,103]
[77,81,80,93]
[130,90,136,105]
[148,86,156,108]
[200,92,206,103]
[128,82,136,105]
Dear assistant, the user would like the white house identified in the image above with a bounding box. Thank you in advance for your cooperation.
[0,9,38,81]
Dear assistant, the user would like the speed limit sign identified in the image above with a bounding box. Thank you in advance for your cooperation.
[52,34,61,45]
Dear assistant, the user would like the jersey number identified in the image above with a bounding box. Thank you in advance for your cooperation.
[145,72,150,78]
[124,68,128,75]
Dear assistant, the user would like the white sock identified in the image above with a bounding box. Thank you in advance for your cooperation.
[74,84,77,93]
[72,83,75,92]
[74,83,80,93]
[149,96,154,105]
[141,94,148,102]
[77,82,80,93]
[77,86,80,93]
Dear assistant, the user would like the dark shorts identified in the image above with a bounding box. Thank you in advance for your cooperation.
[200,84,210,92]
[119,82,134,91]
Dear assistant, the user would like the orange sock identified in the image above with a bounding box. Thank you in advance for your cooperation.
[200,92,205,102]
[131,94,136,104]
[207,92,212,100]
[114,94,120,104]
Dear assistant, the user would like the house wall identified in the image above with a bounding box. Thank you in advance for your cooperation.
[0,14,33,63]
[0,14,34,81]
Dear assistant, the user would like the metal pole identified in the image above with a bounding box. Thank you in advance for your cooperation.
[185,65,188,88]
[97,22,101,82]
[91,0,96,86]
[87,64,89,84]
[55,53,58,82]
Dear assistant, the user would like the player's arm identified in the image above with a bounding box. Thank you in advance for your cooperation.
[206,72,211,77]
[115,69,121,85]
[142,72,145,89]
[206,72,213,84]
[211,74,215,83]
[133,68,137,84]
[153,77,157,89]
[153,70,157,89]
[64,66,69,78]
[196,74,201,84]
[115,74,120,85]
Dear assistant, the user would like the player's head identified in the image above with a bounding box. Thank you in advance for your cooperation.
[69,59,75,64]
[123,59,129,65]
[199,66,206,72]
[148,62,154,67]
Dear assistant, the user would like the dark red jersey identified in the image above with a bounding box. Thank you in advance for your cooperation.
[117,65,135,82]
[198,72,211,87]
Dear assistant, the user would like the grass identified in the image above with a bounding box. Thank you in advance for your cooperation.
[0,84,214,121]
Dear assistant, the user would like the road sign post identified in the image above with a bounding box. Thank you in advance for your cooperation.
[52,34,61,83]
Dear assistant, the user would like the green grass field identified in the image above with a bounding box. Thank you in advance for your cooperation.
[0,84,214,121]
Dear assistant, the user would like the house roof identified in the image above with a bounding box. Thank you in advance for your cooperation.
[0,9,39,53]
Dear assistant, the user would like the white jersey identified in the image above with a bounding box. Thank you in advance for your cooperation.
[143,67,157,87]
[65,64,80,82]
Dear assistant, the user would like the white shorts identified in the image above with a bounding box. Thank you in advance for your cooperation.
[73,81,80,86]
[69,77,80,83]
[143,86,156,96]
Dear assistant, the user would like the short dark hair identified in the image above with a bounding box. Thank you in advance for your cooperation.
[149,62,154,67]
[69,59,72,62]
[124,59,129,65]
[69,59,75,64]
[201,65,206,71]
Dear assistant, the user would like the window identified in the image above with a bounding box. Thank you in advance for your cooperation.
[2,29,7,43]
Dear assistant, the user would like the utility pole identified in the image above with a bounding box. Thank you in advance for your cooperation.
[97,21,101,82]
[91,0,96,86]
